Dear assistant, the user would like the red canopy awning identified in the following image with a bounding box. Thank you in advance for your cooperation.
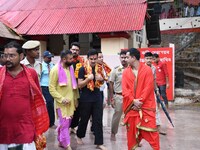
[0,0,147,35]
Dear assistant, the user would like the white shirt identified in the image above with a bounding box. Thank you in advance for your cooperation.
[21,57,41,77]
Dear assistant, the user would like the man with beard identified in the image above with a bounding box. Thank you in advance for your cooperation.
[109,50,128,141]
[76,49,107,150]
[49,50,79,150]
[70,42,85,134]
[0,41,49,150]
[70,42,84,78]
[21,40,41,77]
[40,50,55,128]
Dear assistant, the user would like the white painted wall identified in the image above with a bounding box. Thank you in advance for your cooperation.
[160,17,200,31]
[132,25,148,48]
[101,37,128,55]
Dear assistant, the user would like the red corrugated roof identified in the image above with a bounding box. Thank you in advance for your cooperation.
[0,22,22,39]
[183,0,200,5]
[0,0,147,35]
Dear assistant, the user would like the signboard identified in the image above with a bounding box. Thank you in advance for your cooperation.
[139,47,174,100]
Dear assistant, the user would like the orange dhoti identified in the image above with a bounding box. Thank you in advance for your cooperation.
[125,111,160,150]
[122,64,160,150]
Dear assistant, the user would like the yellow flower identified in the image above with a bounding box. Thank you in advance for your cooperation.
[74,63,82,78]
[76,63,82,68]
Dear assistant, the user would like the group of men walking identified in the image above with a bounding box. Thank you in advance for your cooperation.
[0,40,169,150]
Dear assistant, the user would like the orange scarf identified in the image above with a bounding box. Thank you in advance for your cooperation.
[84,60,104,91]
[74,56,85,78]
[97,62,111,81]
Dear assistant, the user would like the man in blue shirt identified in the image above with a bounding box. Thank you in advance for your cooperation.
[40,50,55,128]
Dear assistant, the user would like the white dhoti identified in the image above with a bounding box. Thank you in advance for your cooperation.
[0,141,36,150]
[154,92,161,126]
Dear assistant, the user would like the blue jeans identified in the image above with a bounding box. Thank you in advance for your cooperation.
[158,85,168,106]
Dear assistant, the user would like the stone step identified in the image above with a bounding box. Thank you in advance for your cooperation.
[180,51,200,54]
[191,43,200,47]
[184,79,200,90]
[176,62,200,67]
[184,72,200,84]
[175,63,200,90]
[175,53,200,62]
[184,67,200,76]
[175,58,189,62]
[175,88,196,97]
[184,47,194,51]
[176,51,200,60]
[175,58,196,62]
[176,66,200,77]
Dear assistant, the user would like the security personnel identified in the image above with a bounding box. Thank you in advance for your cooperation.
[109,50,128,141]
[21,40,41,78]
[40,50,55,128]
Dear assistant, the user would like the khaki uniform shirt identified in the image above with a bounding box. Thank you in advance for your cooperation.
[109,65,125,93]
[21,57,41,77]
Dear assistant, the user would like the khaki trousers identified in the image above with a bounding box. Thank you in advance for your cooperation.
[111,94,123,134]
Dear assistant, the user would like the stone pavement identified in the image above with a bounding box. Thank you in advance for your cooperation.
[45,104,200,150]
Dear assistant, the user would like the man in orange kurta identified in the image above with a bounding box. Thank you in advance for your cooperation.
[122,48,160,150]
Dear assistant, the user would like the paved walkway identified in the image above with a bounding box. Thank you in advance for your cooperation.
[45,104,200,150]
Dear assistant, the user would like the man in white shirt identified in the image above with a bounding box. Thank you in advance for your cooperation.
[21,40,41,77]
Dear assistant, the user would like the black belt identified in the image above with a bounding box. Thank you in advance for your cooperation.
[8,144,23,150]
[115,92,122,95]
[41,86,48,88]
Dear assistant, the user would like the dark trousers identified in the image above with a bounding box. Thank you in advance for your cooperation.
[41,86,55,127]
[100,91,104,103]
[158,85,168,106]
[77,100,103,145]
[91,91,104,132]
[70,103,80,128]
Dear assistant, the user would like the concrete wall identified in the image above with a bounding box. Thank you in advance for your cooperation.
[101,37,128,55]
[132,25,148,48]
